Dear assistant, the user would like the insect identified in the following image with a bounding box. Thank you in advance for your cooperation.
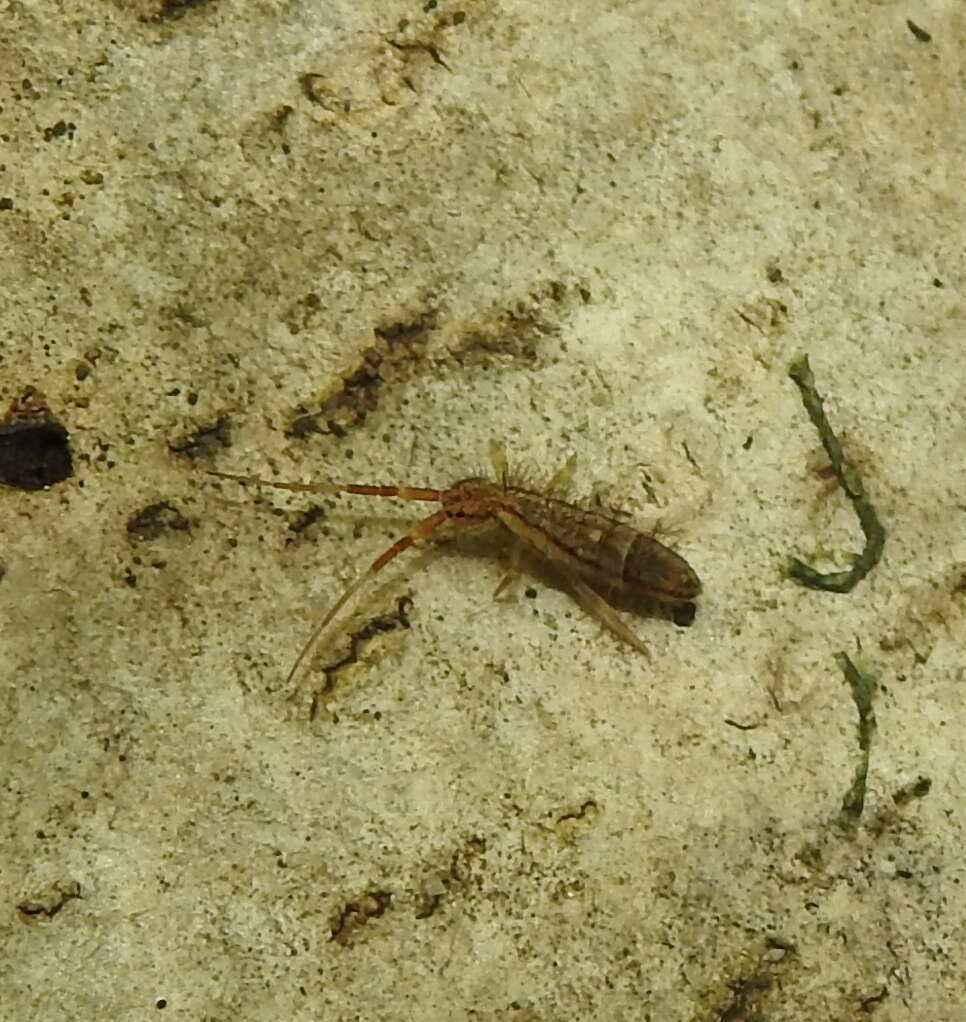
[208,442,701,683]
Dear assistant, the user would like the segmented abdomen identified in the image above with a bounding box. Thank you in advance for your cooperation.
[505,490,701,603]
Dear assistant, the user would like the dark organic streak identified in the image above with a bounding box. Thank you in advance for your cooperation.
[309,596,413,718]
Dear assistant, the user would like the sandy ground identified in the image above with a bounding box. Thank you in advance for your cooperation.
[2,1,965,1019]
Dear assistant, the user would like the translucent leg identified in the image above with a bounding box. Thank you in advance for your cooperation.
[490,448,576,599]
[488,439,509,487]
[546,453,577,493]
[492,542,523,599]
[286,508,447,684]
[567,576,650,656]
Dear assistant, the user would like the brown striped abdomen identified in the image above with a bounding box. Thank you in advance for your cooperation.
[505,490,701,604]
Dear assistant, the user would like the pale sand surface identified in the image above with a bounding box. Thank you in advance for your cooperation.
[2,3,964,1019]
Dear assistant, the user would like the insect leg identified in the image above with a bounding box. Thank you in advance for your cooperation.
[491,451,575,599]
[545,453,577,493]
[492,542,523,599]
[566,575,650,656]
[488,439,509,487]
[285,508,448,685]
